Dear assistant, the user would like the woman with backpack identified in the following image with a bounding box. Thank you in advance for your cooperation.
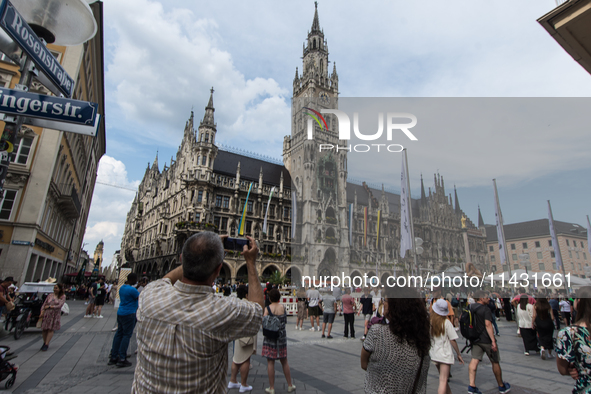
[262,289,296,394]
[431,299,464,394]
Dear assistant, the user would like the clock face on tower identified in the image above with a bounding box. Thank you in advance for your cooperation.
[319,92,330,105]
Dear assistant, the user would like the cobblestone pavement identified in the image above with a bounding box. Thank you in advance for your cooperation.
[0,301,575,393]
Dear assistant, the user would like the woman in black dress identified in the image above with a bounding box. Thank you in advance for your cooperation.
[533,297,555,359]
[502,294,513,321]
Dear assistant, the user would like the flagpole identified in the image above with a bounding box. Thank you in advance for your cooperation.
[404,149,419,276]
[548,201,569,295]
[493,179,511,277]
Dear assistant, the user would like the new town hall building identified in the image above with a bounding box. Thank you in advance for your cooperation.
[119,5,489,284]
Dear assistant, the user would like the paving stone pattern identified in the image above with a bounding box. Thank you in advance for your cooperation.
[0,301,575,393]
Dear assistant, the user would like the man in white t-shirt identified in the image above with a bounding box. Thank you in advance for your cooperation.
[306,288,322,331]
[559,298,572,325]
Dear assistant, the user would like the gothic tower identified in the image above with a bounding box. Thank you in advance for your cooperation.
[93,240,104,271]
[283,2,349,279]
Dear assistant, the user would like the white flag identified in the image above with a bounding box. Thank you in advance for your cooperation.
[493,180,506,267]
[548,201,563,270]
[349,203,353,244]
[587,215,591,255]
[262,187,275,234]
[400,150,412,258]
[291,191,297,239]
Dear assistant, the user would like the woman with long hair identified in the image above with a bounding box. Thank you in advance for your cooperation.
[40,283,66,351]
[262,289,295,394]
[557,286,591,393]
[430,299,464,394]
[533,297,555,360]
[516,295,538,356]
[360,286,431,393]
[228,285,257,393]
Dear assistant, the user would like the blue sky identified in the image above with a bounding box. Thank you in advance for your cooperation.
[86,0,591,266]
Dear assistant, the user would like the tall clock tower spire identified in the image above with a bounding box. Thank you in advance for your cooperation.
[283,3,348,281]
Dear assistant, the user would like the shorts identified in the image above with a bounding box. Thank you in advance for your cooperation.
[363,313,372,321]
[323,313,335,324]
[308,306,320,316]
[95,297,105,306]
[471,342,501,363]
[88,296,95,304]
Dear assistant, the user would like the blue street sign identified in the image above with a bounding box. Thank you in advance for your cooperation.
[0,0,74,98]
[0,87,97,126]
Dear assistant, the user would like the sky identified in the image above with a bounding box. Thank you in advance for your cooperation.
[84,0,591,267]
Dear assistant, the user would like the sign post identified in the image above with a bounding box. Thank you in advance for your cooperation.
[0,0,100,196]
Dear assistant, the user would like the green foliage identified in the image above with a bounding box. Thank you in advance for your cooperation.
[268,270,286,285]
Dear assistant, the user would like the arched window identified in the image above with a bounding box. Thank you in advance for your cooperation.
[313,39,317,49]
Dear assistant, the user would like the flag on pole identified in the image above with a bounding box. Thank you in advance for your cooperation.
[587,215,591,254]
[348,203,353,244]
[493,179,507,268]
[400,150,413,258]
[364,207,368,247]
[291,191,297,239]
[548,201,563,270]
[262,187,275,234]
[238,183,253,235]
[376,209,381,248]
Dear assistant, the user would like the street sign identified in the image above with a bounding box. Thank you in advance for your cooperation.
[519,253,530,263]
[0,87,97,125]
[23,113,101,137]
[0,0,74,97]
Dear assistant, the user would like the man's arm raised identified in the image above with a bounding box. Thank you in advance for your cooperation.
[243,236,264,309]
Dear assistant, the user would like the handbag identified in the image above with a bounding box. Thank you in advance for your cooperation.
[5,301,14,312]
[239,336,255,347]
[262,306,281,340]
[36,317,43,328]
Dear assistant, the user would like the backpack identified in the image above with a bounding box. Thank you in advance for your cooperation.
[262,306,281,340]
[459,304,482,342]
[451,297,459,308]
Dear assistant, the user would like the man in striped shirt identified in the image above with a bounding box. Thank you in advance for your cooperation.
[132,232,264,393]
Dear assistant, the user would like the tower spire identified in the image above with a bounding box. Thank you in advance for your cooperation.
[311,1,320,32]
[478,205,485,228]
[420,174,427,204]
[454,185,461,214]
[201,87,216,128]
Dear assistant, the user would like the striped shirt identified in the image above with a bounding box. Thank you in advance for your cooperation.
[132,279,263,394]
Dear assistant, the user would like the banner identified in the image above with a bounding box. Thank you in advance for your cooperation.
[493,179,507,268]
[348,203,353,244]
[364,207,368,247]
[262,187,275,234]
[291,191,297,239]
[238,182,253,235]
[400,150,412,258]
[376,209,381,248]
[548,201,563,270]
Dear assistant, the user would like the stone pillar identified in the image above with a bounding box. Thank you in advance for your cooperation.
[461,228,470,272]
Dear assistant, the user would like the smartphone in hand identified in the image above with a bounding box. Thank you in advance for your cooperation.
[223,237,249,251]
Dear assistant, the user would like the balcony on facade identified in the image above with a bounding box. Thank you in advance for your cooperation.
[51,181,81,219]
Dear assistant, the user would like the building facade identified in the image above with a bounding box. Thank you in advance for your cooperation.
[0,2,106,283]
[486,219,589,278]
[119,5,487,284]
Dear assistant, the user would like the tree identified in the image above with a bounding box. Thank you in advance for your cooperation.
[268,270,286,286]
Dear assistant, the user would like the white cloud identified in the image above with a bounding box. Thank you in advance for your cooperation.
[104,0,289,148]
[83,156,138,264]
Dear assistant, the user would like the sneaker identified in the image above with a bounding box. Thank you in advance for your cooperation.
[228,382,241,389]
[351,336,356,339]
[295,325,298,330]
[468,386,483,394]
[541,350,547,360]
[498,382,511,393]
[316,327,321,331]
[112,327,118,332]
[309,327,315,331]
[117,359,132,368]
[84,315,91,318]
[239,385,253,393]
[107,358,118,366]
[264,388,275,394]
[496,332,500,336]
[327,335,333,339]
[287,385,296,393]
[321,334,326,338]
[97,315,103,319]
[524,352,530,356]
[84,302,89,305]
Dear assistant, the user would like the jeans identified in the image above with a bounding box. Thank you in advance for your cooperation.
[491,317,500,335]
[344,313,355,337]
[110,313,137,361]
